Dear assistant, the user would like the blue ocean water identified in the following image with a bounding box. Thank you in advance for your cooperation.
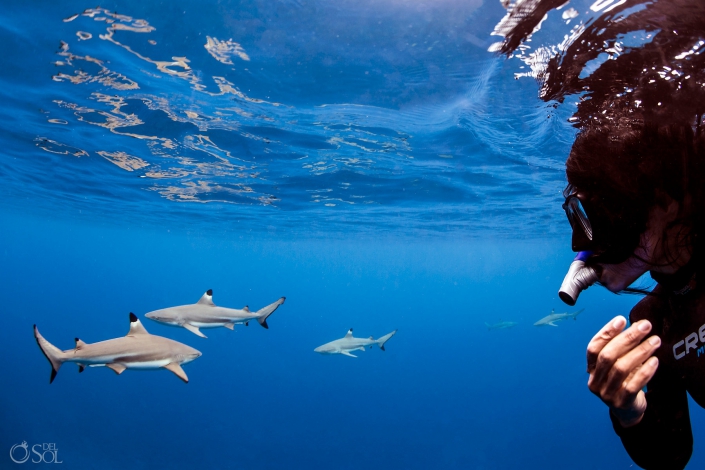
[1,0,703,469]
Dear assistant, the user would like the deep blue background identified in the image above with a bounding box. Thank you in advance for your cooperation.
[2,0,704,468]
[3,210,703,469]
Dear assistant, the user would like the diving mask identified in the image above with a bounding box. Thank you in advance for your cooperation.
[562,184,642,265]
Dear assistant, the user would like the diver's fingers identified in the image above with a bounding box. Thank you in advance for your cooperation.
[623,357,659,400]
[609,358,658,427]
[601,336,661,404]
[590,320,652,388]
[587,316,627,374]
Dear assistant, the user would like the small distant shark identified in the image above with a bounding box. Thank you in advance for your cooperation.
[533,308,585,327]
[314,328,397,357]
[145,290,285,338]
[34,313,201,383]
[485,320,518,330]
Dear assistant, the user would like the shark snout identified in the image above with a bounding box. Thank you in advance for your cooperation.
[178,346,202,364]
[145,310,176,324]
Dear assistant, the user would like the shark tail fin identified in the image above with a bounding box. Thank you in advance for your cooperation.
[377,329,398,351]
[256,297,286,329]
[485,322,491,330]
[34,325,67,384]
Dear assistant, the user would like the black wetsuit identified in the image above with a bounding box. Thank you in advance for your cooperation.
[610,277,705,470]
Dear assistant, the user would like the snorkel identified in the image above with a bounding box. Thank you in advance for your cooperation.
[558,184,638,305]
[558,251,599,306]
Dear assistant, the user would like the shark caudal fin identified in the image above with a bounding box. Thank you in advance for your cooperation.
[572,308,585,320]
[33,325,67,384]
[256,297,286,329]
[376,330,398,351]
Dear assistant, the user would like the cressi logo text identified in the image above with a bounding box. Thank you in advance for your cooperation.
[673,323,705,360]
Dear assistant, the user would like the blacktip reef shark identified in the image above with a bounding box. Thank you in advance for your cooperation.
[34,313,201,383]
[314,328,397,357]
[485,320,519,330]
[144,290,285,338]
[533,308,585,327]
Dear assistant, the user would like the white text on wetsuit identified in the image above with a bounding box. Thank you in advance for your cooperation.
[673,323,705,360]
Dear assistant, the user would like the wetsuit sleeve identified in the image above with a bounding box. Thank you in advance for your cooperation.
[609,355,692,469]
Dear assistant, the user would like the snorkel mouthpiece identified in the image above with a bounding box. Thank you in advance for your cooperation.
[558,251,599,306]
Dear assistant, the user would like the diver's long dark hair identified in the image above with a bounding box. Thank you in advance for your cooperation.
[567,119,705,295]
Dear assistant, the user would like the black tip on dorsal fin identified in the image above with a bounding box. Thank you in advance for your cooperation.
[129,312,138,322]
[350,328,353,332]
[207,289,213,296]
[75,337,80,343]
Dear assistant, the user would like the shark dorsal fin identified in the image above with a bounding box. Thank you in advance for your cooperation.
[243,305,250,312]
[345,328,353,338]
[197,290,215,306]
[127,313,150,336]
[75,338,87,349]
[369,336,374,340]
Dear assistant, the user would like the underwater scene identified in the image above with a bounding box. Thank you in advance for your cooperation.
[2,0,705,468]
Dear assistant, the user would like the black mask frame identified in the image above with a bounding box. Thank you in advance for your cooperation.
[562,183,643,265]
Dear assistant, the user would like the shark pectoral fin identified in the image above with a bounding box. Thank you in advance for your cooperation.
[164,362,189,383]
[224,323,235,330]
[106,363,127,375]
[548,322,558,327]
[340,351,357,358]
[182,323,207,338]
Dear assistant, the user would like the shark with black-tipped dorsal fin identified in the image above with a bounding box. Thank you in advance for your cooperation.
[314,328,397,357]
[144,290,285,338]
[533,308,585,327]
[484,320,519,331]
[34,313,201,384]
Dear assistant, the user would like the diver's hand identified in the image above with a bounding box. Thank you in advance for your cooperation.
[586,316,661,428]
